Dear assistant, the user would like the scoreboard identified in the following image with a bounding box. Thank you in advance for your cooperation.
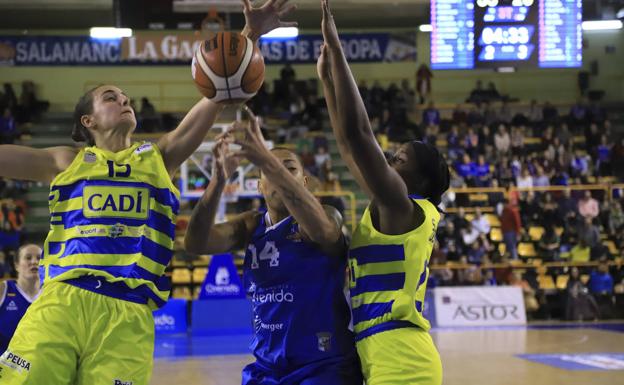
[431,0,583,70]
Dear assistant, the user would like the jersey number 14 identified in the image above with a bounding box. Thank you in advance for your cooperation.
[249,241,280,269]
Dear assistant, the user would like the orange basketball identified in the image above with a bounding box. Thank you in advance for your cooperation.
[191,32,265,104]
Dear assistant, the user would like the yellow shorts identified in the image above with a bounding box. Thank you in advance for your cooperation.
[356,327,442,385]
[0,282,154,385]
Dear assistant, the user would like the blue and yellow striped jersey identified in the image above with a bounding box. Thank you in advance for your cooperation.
[40,142,179,309]
[349,198,439,341]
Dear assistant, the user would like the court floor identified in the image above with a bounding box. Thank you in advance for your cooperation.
[150,322,624,385]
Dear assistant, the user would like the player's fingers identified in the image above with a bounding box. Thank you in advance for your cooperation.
[241,0,252,12]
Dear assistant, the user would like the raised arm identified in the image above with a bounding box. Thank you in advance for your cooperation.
[158,0,297,176]
[184,138,257,255]
[318,0,412,213]
[232,108,345,257]
[0,145,77,183]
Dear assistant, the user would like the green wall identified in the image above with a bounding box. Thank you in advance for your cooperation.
[1,29,622,112]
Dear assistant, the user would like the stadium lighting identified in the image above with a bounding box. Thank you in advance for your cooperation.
[261,27,299,39]
[419,24,433,32]
[581,20,623,31]
[90,27,133,39]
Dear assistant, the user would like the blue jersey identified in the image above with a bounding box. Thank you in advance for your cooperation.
[0,281,37,353]
[243,213,356,370]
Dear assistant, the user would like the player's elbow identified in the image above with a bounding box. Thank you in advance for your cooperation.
[309,223,342,245]
[184,234,205,256]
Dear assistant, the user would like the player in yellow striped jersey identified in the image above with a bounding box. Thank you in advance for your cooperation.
[317,1,450,384]
[0,2,296,384]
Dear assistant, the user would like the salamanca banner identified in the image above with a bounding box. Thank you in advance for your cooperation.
[0,31,416,66]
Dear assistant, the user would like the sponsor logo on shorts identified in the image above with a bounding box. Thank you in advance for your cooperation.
[253,314,284,332]
[317,332,332,352]
[0,351,31,373]
[251,289,294,304]
[114,380,133,385]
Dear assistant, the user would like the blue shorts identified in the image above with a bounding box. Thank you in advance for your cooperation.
[241,354,362,385]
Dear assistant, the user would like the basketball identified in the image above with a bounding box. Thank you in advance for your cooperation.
[191,32,265,104]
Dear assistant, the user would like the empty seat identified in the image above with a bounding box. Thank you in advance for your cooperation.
[518,243,537,258]
[172,268,191,284]
[528,227,545,242]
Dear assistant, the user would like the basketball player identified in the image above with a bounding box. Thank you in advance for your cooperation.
[317,1,449,384]
[0,244,41,355]
[185,107,362,385]
[0,2,297,384]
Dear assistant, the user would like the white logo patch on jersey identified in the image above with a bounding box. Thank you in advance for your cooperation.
[6,301,18,311]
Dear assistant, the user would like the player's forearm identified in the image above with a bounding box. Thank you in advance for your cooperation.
[159,98,226,175]
[184,178,226,254]
[261,157,340,244]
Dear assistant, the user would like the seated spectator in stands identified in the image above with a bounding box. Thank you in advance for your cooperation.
[558,188,577,220]
[456,153,476,186]
[520,191,540,226]
[527,99,543,124]
[557,123,572,146]
[0,108,17,144]
[539,192,558,227]
[542,101,559,124]
[570,150,590,179]
[494,124,511,155]
[588,101,606,124]
[588,261,614,295]
[313,145,330,174]
[467,105,484,126]
[299,143,316,175]
[569,99,588,128]
[422,101,440,127]
[474,155,491,187]
[461,222,480,251]
[499,101,513,124]
[16,80,49,123]
[568,238,591,262]
[467,80,486,104]
[608,201,624,237]
[510,126,524,155]
[482,102,498,127]
[596,135,612,176]
[463,127,479,158]
[452,104,467,126]
[565,266,599,321]
[483,269,497,286]
[488,179,505,211]
[533,166,550,187]
[538,227,560,261]
[471,208,491,235]
[478,124,494,154]
[447,125,462,160]
[584,123,601,153]
[510,271,539,314]
[577,217,601,249]
[484,82,501,102]
[578,191,599,221]
[467,239,487,265]
[516,167,533,190]
[1,83,18,114]
[139,97,161,133]
[423,125,438,146]
[501,198,522,259]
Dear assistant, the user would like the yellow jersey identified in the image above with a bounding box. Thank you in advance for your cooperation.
[41,142,179,309]
[349,198,439,341]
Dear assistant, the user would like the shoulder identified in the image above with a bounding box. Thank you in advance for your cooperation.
[322,205,343,226]
[0,281,6,303]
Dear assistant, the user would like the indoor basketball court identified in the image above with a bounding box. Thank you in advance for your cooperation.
[0,0,623,385]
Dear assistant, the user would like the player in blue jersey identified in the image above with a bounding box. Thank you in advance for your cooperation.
[317,1,449,384]
[185,107,362,385]
[0,3,297,384]
[0,244,42,354]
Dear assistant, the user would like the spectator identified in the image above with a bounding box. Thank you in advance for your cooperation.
[313,146,330,172]
[516,168,533,190]
[452,104,467,126]
[139,97,161,133]
[578,191,599,221]
[1,83,18,113]
[510,126,524,155]
[538,226,560,261]
[557,123,572,147]
[467,80,486,103]
[467,239,487,264]
[456,153,475,185]
[461,222,480,250]
[484,82,501,102]
[577,217,601,249]
[463,127,479,158]
[467,105,484,126]
[415,64,433,104]
[471,207,491,235]
[568,238,591,262]
[569,99,588,127]
[570,150,590,179]
[483,269,497,286]
[539,192,558,227]
[585,123,601,153]
[510,271,539,315]
[298,143,316,175]
[474,154,491,187]
[501,198,522,259]
[588,261,614,296]
[280,63,296,84]
[558,189,578,222]
[479,125,495,155]
[533,166,550,187]
[494,124,511,155]
[499,101,513,124]
[542,101,559,124]
[596,135,612,176]
[607,201,624,237]
[447,125,462,160]
[0,108,17,144]
[482,102,498,126]
[565,267,599,321]
[527,99,543,124]
[422,101,440,127]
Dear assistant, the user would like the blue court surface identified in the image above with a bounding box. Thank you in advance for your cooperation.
[517,353,624,371]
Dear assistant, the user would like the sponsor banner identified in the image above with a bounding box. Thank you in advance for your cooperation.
[0,31,415,66]
[199,253,245,299]
[433,286,526,327]
[152,298,187,334]
[517,353,624,371]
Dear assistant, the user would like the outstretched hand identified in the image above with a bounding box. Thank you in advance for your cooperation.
[212,133,240,184]
[242,0,298,41]
[228,106,273,166]
[320,0,340,49]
